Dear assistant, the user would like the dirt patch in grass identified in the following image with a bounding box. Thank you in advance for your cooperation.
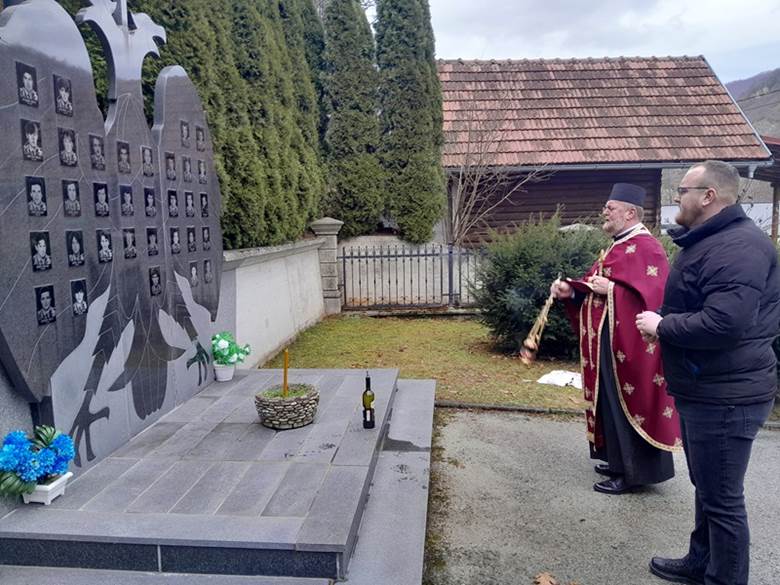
[263,314,584,411]
[771,401,780,422]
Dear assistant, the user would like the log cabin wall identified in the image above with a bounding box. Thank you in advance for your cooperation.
[453,168,661,244]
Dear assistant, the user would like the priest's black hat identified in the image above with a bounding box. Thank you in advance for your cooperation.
[607,183,646,207]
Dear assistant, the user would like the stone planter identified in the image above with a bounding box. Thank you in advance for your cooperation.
[22,471,73,505]
[255,384,319,430]
[214,364,235,382]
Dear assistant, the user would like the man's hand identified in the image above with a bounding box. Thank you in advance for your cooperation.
[587,275,610,295]
[550,279,573,300]
[636,311,662,341]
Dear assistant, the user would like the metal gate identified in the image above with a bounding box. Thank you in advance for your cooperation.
[338,244,483,310]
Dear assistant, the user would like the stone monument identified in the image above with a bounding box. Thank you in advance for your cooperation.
[0,0,224,466]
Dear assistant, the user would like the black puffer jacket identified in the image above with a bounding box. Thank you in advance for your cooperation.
[658,204,780,404]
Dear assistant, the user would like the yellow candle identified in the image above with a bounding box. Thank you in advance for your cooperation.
[283,348,289,397]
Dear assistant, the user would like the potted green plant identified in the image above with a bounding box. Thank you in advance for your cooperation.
[211,331,251,382]
[0,425,76,505]
[255,349,319,430]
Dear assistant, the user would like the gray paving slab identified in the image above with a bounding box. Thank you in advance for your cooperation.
[345,451,430,585]
[258,422,318,462]
[0,509,303,548]
[297,466,367,552]
[216,462,289,517]
[170,461,250,514]
[111,422,187,459]
[49,457,138,510]
[147,420,220,458]
[0,566,332,585]
[262,463,329,518]
[82,458,178,512]
[125,460,210,514]
[184,422,254,460]
[222,423,277,460]
[161,396,221,423]
[386,379,436,450]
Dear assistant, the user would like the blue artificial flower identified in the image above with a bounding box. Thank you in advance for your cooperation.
[51,434,76,460]
[50,456,70,476]
[16,449,41,483]
[3,430,29,448]
[0,444,19,471]
[37,447,56,477]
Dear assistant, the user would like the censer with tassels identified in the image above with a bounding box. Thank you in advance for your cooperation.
[518,286,556,365]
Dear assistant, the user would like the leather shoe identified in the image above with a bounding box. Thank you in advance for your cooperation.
[594,463,621,477]
[593,476,634,495]
[649,556,705,585]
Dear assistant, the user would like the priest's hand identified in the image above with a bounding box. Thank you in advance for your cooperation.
[587,275,610,295]
[550,278,573,300]
[636,311,662,341]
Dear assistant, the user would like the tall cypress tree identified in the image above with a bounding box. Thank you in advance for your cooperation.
[322,0,383,237]
[375,0,444,243]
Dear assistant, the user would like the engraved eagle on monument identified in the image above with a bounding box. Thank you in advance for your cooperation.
[0,0,224,467]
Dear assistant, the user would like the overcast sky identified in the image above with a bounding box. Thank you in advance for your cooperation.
[408,0,780,83]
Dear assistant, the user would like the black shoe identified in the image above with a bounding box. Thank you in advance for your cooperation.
[594,463,621,477]
[593,476,634,495]
[649,556,705,585]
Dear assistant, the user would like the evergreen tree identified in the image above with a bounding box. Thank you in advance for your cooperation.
[297,0,328,145]
[322,0,383,237]
[376,0,445,243]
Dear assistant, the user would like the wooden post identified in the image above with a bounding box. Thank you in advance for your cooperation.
[773,183,780,243]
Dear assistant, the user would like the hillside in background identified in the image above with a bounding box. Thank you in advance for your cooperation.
[727,67,780,137]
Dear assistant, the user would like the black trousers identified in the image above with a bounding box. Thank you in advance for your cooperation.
[590,325,674,486]
[676,397,774,585]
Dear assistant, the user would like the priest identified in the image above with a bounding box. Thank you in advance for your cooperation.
[550,183,681,494]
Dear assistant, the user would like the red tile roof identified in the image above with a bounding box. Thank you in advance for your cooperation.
[438,57,772,169]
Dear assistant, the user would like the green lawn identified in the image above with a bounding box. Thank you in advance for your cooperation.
[262,314,585,411]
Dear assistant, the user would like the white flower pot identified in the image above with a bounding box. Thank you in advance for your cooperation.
[22,471,73,505]
[214,364,235,382]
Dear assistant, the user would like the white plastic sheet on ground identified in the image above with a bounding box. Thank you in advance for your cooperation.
[536,369,582,390]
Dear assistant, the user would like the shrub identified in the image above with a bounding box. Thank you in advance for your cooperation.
[474,215,608,358]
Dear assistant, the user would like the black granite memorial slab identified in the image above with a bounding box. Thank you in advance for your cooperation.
[0,0,224,470]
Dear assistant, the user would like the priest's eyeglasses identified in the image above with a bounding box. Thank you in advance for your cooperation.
[676,186,711,195]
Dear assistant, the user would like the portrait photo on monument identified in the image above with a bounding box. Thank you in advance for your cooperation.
[117,140,131,174]
[204,259,213,283]
[54,74,74,117]
[202,226,211,250]
[21,119,43,161]
[170,227,181,254]
[147,227,159,256]
[182,156,193,183]
[123,228,137,259]
[168,189,179,217]
[165,152,176,181]
[35,284,56,326]
[141,146,154,177]
[26,176,47,217]
[96,229,113,263]
[180,120,190,148]
[200,192,209,217]
[66,230,85,267]
[149,266,162,296]
[187,226,196,252]
[70,279,88,316]
[89,134,106,170]
[16,61,38,107]
[120,185,134,216]
[197,159,207,184]
[195,125,205,151]
[184,191,195,217]
[93,182,109,217]
[62,180,81,217]
[189,261,199,287]
[58,128,78,167]
[30,231,52,273]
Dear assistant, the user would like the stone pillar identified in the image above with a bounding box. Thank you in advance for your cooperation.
[310,217,344,315]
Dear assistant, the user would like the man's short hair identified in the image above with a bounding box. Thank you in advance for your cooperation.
[691,160,740,204]
[628,203,644,221]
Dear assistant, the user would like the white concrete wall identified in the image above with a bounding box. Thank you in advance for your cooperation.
[222,240,326,367]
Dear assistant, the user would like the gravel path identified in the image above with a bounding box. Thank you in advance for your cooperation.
[424,410,780,585]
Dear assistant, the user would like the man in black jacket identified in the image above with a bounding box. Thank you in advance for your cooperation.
[636,160,779,585]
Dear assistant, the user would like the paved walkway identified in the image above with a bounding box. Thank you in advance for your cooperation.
[426,410,780,585]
